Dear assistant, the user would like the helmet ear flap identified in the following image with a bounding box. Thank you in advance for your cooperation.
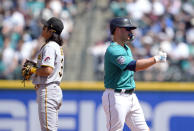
[110,24,116,35]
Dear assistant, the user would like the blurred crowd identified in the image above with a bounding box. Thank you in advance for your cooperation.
[0,0,76,79]
[0,0,194,81]
[89,0,194,81]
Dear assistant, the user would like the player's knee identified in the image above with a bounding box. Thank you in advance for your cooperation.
[132,125,149,131]
[107,122,124,131]
[41,126,57,131]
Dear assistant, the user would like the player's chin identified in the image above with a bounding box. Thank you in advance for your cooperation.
[41,33,44,37]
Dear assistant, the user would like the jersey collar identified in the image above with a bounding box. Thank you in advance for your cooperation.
[111,42,129,49]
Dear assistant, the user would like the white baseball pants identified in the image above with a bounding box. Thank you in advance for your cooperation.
[36,83,63,131]
[102,89,149,131]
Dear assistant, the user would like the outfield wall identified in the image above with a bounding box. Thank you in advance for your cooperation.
[0,81,194,131]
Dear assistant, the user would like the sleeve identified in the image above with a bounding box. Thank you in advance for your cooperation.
[124,60,136,71]
[41,45,55,68]
[108,47,134,70]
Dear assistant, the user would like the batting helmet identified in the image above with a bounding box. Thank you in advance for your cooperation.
[110,17,137,35]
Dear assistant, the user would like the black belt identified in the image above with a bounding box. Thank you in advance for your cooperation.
[114,88,134,94]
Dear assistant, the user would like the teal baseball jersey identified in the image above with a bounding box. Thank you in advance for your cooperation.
[104,42,135,89]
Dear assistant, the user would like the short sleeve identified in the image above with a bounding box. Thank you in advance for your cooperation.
[41,45,55,68]
[108,47,133,70]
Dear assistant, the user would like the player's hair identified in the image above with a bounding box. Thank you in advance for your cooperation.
[46,32,63,46]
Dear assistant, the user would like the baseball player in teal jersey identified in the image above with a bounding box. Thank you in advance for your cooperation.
[102,17,167,131]
[25,17,64,131]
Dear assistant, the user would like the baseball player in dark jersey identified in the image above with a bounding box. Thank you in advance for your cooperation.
[26,17,64,131]
[102,17,167,131]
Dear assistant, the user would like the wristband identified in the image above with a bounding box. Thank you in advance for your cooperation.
[154,56,160,63]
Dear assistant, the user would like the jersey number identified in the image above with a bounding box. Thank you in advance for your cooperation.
[59,48,64,77]
[59,58,63,77]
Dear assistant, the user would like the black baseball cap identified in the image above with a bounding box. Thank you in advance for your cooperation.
[42,17,64,35]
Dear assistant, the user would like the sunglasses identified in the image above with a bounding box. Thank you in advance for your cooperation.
[123,27,133,32]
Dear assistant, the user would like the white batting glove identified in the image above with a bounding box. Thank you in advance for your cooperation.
[154,51,167,63]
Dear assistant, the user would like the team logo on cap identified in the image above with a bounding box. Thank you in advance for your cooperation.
[116,56,125,64]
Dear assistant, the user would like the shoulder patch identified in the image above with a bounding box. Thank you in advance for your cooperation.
[44,57,51,62]
[116,56,125,64]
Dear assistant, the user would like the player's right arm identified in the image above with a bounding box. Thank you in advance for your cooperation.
[36,66,53,76]
[125,51,167,71]
[36,44,55,77]
[135,57,156,71]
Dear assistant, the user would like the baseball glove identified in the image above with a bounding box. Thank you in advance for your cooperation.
[22,60,37,81]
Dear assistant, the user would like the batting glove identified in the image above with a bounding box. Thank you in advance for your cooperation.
[154,51,167,63]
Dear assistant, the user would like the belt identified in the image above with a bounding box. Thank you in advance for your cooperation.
[114,88,134,94]
[36,81,60,88]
